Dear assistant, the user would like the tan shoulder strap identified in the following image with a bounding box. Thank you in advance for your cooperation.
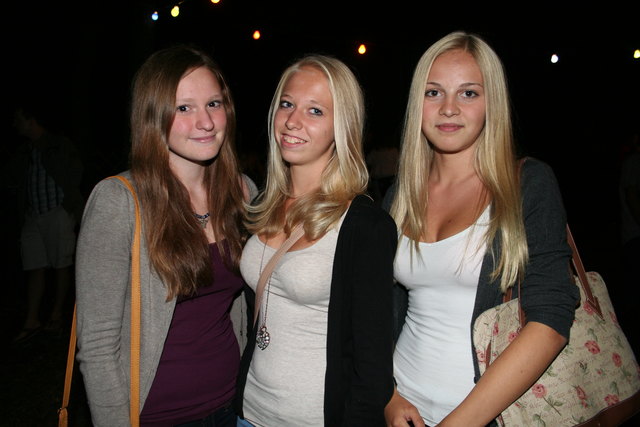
[253,224,305,326]
[109,175,141,427]
[58,175,142,426]
[57,306,77,426]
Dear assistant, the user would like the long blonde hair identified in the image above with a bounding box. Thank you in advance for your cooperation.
[248,55,368,239]
[130,45,246,299]
[390,31,528,291]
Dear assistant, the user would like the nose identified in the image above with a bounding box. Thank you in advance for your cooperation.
[284,108,302,130]
[196,109,215,131]
[439,95,460,117]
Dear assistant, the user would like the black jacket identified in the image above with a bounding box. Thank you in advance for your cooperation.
[235,194,397,426]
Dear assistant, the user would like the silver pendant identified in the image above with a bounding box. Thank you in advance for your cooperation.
[256,325,271,350]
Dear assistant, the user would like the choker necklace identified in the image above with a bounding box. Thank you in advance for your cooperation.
[256,238,271,350]
[194,212,210,228]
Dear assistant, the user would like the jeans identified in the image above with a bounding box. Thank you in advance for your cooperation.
[236,417,255,427]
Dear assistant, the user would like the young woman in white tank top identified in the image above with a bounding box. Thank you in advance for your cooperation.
[384,32,578,427]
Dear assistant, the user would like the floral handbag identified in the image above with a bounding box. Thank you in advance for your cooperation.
[473,226,640,426]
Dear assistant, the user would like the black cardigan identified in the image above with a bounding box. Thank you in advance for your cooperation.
[235,194,398,426]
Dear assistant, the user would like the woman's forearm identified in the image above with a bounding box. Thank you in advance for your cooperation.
[438,321,566,426]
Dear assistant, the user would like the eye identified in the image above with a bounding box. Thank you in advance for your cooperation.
[424,89,440,97]
[208,100,223,108]
[176,105,189,113]
[461,90,479,98]
[309,107,323,116]
[279,100,293,109]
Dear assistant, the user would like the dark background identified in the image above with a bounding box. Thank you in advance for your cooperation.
[2,1,639,425]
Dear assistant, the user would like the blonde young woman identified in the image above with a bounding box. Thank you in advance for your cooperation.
[235,55,397,426]
[75,45,256,427]
[383,32,579,427]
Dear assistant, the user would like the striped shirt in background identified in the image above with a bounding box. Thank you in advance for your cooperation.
[27,147,64,215]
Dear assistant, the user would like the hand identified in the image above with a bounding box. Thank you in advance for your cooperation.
[385,388,425,427]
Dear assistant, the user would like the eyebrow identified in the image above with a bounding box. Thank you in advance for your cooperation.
[426,81,484,88]
[280,93,331,109]
[175,94,223,103]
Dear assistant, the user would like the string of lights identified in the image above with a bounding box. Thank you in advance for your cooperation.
[151,0,221,21]
[147,0,639,62]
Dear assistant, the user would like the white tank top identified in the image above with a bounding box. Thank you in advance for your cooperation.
[393,205,490,425]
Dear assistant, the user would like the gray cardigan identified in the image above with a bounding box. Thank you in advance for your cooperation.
[383,158,580,383]
[75,171,256,426]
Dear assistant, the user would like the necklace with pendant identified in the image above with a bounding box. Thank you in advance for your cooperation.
[194,212,210,228]
[256,237,272,350]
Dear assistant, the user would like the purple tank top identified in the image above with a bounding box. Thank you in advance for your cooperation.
[140,242,244,426]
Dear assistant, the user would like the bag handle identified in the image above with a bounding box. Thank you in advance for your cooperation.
[505,225,602,328]
[504,158,602,327]
[253,224,305,326]
[58,175,142,427]
[566,225,602,318]
[504,282,526,327]
[57,306,77,426]
[111,175,142,426]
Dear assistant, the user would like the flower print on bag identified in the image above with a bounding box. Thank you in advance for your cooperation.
[583,301,595,315]
[532,383,563,415]
[612,352,622,367]
[585,340,601,354]
[604,394,619,406]
[609,311,619,326]
[575,386,589,408]
[532,383,547,398]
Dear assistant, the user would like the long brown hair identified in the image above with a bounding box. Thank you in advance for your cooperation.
[130,45,246,299]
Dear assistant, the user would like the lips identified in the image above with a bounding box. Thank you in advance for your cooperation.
[190,134,217,143]
[436,124,463,132]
